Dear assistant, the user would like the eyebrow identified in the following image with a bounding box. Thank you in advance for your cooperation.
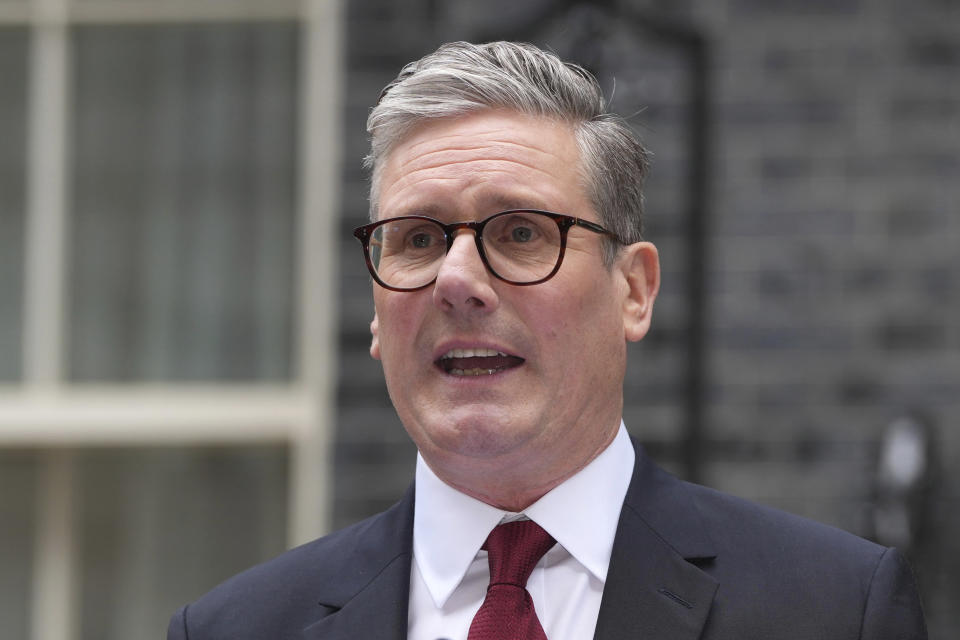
[390,196,549,221]
[484,193,547,212]
[394,203,443,218]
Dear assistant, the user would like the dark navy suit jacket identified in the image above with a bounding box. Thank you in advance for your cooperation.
[167,440,927,639]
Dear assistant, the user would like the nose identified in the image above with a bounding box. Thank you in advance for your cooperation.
[432,231,499,314]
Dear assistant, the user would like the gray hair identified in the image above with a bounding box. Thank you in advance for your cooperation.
[365,41,650,263]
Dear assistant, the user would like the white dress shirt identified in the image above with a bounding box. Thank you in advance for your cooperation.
[408,422,635,640]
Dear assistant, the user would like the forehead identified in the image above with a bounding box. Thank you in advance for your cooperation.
[376,110,589,220]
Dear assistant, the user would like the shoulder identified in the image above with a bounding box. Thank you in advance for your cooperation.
[634,457,926,638]
[627,444,888,569]
[167,489,414,640]
[685,480,925,637]
[684,477,884,560]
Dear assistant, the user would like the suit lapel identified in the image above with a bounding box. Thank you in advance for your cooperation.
[594,443,718,640]
[302,487,415,640]
[300,443,717,640]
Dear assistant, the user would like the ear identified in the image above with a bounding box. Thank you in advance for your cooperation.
[369,312,381,360]
[618,242,660,342]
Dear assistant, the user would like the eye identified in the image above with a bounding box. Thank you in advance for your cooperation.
[401,222,443,251]
[494,214,544,244]
[409,232,433,248]
[510,225,534,243]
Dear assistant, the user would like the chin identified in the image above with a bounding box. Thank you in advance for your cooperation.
[418,412,537,461]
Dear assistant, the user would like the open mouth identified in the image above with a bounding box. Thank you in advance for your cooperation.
[436,347,525,377]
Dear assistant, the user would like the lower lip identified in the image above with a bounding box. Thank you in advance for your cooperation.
[448,367,511,376]
[435,361,523,379]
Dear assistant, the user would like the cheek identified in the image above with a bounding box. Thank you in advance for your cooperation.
[373,296,421,359]
[568,284,624,356]
[525,288,606,361]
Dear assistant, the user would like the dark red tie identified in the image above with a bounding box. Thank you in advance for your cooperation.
[467,520,556,640]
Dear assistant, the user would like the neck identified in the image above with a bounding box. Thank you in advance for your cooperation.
[423,424,620,512]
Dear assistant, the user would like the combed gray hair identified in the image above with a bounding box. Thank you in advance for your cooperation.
[365,41,650,263]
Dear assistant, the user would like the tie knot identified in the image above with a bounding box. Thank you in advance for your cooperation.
[482,520,556,588]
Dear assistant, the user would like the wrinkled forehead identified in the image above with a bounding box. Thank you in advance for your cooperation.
[373,112,588,224]
[370,110,584,219]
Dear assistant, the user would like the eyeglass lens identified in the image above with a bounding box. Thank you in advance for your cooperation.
[368,211,563,289]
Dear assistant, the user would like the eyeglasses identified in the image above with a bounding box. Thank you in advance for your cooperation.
[353,209,618,292]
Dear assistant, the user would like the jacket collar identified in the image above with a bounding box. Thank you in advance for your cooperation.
[593,441,718,640]
[302,440,719,640]
[303,486,415,640]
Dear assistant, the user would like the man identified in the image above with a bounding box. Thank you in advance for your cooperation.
[168,41,926,639]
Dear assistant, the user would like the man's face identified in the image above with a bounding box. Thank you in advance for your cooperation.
[369,110,658,505]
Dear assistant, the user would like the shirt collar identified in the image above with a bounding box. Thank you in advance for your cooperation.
[413,422,635,608]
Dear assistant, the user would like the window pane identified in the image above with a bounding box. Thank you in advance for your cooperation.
[0,28,28,382]
[69,23,299,381]
[77,445,288,640]
[0,451,38,640]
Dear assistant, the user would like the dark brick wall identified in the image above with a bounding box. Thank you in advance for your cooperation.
[335,1,959,636]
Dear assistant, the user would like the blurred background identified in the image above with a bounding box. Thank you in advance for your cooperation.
[0,0,956,638]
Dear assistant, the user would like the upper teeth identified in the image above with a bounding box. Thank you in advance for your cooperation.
[442,348,506,358]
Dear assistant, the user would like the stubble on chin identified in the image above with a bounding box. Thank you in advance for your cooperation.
[412,409,537,463]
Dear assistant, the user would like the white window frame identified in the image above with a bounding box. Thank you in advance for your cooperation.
[0,2,343,639]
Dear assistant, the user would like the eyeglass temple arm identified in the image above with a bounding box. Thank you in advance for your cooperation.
[574,217,622,242]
